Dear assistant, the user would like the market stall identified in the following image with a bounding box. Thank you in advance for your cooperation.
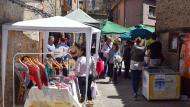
[100,20,129,34]
[1,16,101,107]
[65,8,99,26]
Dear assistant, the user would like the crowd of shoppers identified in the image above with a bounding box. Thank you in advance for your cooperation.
[99,34,163,100]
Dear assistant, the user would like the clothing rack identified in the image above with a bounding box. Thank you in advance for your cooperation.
[12,52,90,107]
[12,52,60,107]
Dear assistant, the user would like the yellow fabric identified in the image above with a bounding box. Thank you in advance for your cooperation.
[29,101,75,107]
[145,38,154,46]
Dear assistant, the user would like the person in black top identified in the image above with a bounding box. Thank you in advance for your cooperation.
[147,34,162,67]
[123,41,132,78]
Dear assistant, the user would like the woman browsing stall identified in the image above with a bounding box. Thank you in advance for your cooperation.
[74,46,96,104]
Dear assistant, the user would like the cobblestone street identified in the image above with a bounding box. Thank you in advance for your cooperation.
[93,76,190,107]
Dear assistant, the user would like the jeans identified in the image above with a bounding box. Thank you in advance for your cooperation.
[124,60,130,78]
[113,67,118,82]
[78,77,86,100]
[103,57,108,77]
[87,75,93,100]
[131,70,142,94]
[108,63,114,78]
[78,76,93,100]
[108,63,118,82]
[118,61,122,76]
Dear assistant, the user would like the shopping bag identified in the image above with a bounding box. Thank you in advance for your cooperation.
[96,58,104,77]
[91,82,98,99]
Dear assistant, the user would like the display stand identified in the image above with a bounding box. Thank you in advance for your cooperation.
[1,16,101,107]
[13,52,81,107]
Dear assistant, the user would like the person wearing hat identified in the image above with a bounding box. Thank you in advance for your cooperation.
[130,38,145,100]
[68,45,80,60]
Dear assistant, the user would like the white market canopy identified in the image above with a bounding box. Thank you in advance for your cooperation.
[1,16,100,107]
[65,9,99,24]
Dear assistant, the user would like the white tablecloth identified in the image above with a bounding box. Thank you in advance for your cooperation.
[24,81,81,107]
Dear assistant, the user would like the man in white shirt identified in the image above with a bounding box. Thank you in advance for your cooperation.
[101,37,113,60]
[101,36,113,78]
[47,36,56,52]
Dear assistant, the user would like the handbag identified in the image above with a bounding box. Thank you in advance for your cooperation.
[91,81,98,99]
[96,58,104,77]
[90,57,98,80]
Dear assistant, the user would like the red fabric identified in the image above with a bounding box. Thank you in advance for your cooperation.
[96,58,104,77]
[38,65,48,86]
[26,64,42,89]
[21,72,26,80]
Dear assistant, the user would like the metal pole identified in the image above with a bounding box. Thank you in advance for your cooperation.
[77,0,79,9]
[2,30,8,107]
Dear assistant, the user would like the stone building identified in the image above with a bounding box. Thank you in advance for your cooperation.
[110,0,156,27]
[79,0,105,13]
[156,0,190,71]
[156,0,190,98]
[79,0,107,20]
[0,0,72,106]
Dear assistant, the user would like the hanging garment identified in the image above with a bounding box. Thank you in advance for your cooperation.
[38,64,48,86]
[45,64,52,80]
[14,63,29,104]
[26,64,42,89]
[14,63,30,85]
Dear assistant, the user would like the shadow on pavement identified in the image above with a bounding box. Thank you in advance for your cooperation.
[111,72,190,107]
[96,81,109,84]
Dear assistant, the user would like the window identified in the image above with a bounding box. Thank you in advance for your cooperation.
[67,0,72,7]
[149,6,156,18]
[168,32,179,52]
[91,0,95,9]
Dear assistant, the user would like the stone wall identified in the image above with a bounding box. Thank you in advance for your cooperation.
[0,0,63,106]
[159,32,179,71]
[83,0,105,14]
[156,0,190,71]
[3,32,40,107]
[156,0,190,32]
[0,1,24,106]
[0,0,24,24]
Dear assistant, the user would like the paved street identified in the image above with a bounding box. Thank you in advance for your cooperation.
[93,76,190,107]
